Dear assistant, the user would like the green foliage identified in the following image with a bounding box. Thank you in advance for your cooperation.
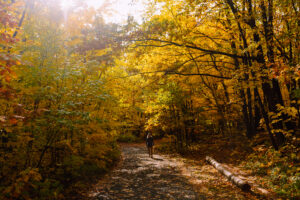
[155,135,177,153]
[244,145,300,198]
[0,1,124,199]
[3,168,42,200]
[117,133,141,143]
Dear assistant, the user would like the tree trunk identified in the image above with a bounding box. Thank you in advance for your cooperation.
[254,88,279,150]
[206,156,251,191]
[247,86,255,137]
[254,92,262,130]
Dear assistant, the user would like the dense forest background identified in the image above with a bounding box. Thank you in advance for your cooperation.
[0,0,299,199]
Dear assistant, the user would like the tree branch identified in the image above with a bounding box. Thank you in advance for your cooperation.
[166,71,232,79]
[133,38,257,60]
[112,70,232,80]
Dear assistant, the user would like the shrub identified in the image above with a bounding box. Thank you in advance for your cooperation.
[117,133,140,143]
[244,145,300,199]
[0,132,120,200]
[155,135,177,153]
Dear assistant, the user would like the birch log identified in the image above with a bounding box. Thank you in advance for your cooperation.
[205,156,251,191]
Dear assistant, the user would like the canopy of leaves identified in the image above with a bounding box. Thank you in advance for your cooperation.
[0,0,299,199]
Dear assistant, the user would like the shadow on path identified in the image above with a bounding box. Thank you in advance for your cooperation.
[89,145,263,200]
[151,157,164,161]
[90,146,203,200]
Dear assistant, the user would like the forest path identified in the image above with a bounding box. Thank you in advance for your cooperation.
[89,144,261,200]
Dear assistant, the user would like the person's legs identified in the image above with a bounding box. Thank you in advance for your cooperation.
[150,146,153,158]
[147,146,151,157]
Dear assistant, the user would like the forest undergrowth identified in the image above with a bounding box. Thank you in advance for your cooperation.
[156,131,300,199]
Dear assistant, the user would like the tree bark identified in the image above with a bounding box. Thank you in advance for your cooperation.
[254,88,279,150]
[206,156,251,191]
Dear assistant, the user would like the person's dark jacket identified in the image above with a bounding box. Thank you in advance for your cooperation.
[146,136,154,147]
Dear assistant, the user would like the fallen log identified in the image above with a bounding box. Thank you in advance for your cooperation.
[205,156,251,191]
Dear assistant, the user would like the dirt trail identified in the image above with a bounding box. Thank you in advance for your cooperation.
[89,144,264,200]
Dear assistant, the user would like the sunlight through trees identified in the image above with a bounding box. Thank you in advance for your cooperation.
[0,0,299,199]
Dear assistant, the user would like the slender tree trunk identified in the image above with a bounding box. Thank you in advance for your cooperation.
[254,88,278,150]
[246,86,255,137]
[254,92,262,130]
[241,88,252,138]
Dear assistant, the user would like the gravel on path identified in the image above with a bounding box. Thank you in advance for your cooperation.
[89,144,264,200]
[90,145,201,200]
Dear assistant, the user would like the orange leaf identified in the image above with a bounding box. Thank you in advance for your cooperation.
[9,118,18,125]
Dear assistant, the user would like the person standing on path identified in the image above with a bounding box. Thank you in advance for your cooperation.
[146,132,154,158]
